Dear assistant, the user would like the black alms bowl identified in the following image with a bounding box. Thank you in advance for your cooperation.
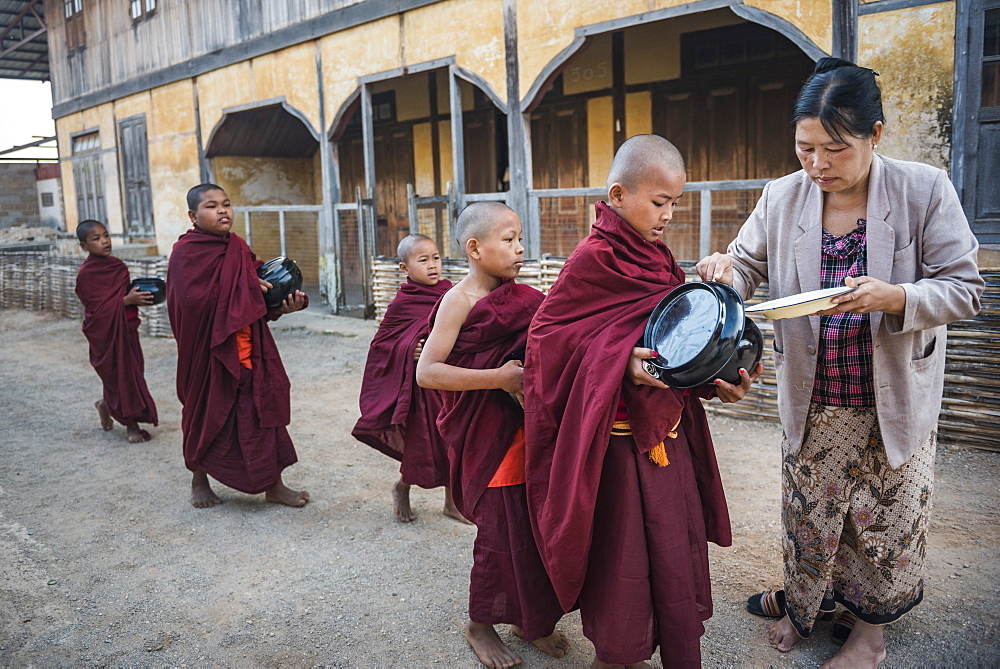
[641,281,763,388]
[257,256,303,309]
[128,277,166,305]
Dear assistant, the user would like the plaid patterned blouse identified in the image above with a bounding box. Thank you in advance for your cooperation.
[811,219,876,407]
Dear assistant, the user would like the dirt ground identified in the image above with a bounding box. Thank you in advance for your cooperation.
[1,304,998,668]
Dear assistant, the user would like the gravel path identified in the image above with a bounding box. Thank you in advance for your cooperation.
[1,307,997,667]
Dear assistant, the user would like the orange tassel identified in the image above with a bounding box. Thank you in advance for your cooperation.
[648,442,669,467]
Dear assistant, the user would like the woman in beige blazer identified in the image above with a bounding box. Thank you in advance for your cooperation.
[698,58,983,668]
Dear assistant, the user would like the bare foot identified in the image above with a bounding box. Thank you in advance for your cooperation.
[95,400,113,431]
[820,619,886,668]
[126,423,152,443]
[511,625,569,659]
[443,488,472,524]
[191,470,223,508]
[265,478,310,507]
[393,478,416,522]
[769,615,803,652]
[464,621,521,668]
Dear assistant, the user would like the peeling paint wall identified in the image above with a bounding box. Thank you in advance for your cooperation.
[859,3,955,169]
[743,0,832,55]
[214,156,320,283]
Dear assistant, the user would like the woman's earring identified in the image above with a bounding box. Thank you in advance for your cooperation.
[873,143,879,150]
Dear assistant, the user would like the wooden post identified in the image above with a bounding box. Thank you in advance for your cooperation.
[449,66,466,219]
[407,183,418,234]
[360,83,377,212]
[278,209,287,257]
[612,31,626,151]
[316,42,338,308]
[699,189,712,260]
[832,0,858,63]
[503,0,538,257]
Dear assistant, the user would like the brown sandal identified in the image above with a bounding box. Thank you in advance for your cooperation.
[746,589,836,619]
[831,610,858,645]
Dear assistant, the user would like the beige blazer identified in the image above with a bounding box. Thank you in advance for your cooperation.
[728,154,983,468]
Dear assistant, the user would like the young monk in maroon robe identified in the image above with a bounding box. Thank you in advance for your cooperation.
[416,202,569,668]
[352,233,467,523]
[524,135,763,668]
[75,219,158,443]
[167,184,310,509]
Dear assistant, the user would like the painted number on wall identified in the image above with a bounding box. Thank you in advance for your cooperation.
[566,61,610,84]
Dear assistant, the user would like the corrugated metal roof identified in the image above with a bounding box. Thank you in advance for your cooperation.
[0,0,48,81]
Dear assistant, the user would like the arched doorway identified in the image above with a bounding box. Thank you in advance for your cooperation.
[333,68,509,258]
[524,9,817,259]
[206,100,322,286]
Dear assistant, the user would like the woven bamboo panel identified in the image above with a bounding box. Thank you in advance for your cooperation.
[0,251,174,338]
[938,270,1000,451]
[124,256,172,338]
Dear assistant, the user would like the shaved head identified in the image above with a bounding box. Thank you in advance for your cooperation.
[76,219,106,242]
[396,233,436,263]
[606,135,685,190]
[455,201,516,255]
[186,183,226,212]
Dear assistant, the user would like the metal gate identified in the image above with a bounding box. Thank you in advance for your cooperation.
[333,188,376,317]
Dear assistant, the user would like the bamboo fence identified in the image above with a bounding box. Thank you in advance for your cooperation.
[0,251,172,338]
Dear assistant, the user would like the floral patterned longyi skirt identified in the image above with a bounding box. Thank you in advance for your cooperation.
[780,403,935,637]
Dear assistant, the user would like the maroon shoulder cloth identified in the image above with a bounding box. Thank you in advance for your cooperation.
[431,280,544,518]
[524,201,732,610]
[75,254,158,426]
[352,278,453,487]
[166,226,298,471]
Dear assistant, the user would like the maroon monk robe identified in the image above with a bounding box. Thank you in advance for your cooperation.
[430,280,564,641]
[430,279,543,518]
[352,278,453,488]
[524,201,732,665]
[167,226,305,494]
[75,254,158,427]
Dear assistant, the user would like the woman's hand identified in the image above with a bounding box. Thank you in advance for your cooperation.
[713,362,764,403]
[277,290,307,314]
[123,286,153,306]
[498,359,525,406]
[625,347,670,389]
[696,252,734,284]
[818,275,906,316]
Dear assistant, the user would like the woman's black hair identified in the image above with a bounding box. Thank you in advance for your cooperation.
[792,57,885,143]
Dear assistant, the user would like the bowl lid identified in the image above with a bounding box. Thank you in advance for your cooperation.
[645,284,722,369]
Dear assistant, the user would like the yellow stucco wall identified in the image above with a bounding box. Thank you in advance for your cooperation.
[252,42,321,134]
[196,61,255,150]
[743,0,832,55]
[403,0,507,103]
[413,122,436,196]
[587,96,614,188]
[214,156,320,283]
[147,81,201,252]
[626,91,652,137]
[859,3,955,169]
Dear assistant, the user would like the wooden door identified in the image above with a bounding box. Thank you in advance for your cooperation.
[374,125,415,257]
[118,115,155,238]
